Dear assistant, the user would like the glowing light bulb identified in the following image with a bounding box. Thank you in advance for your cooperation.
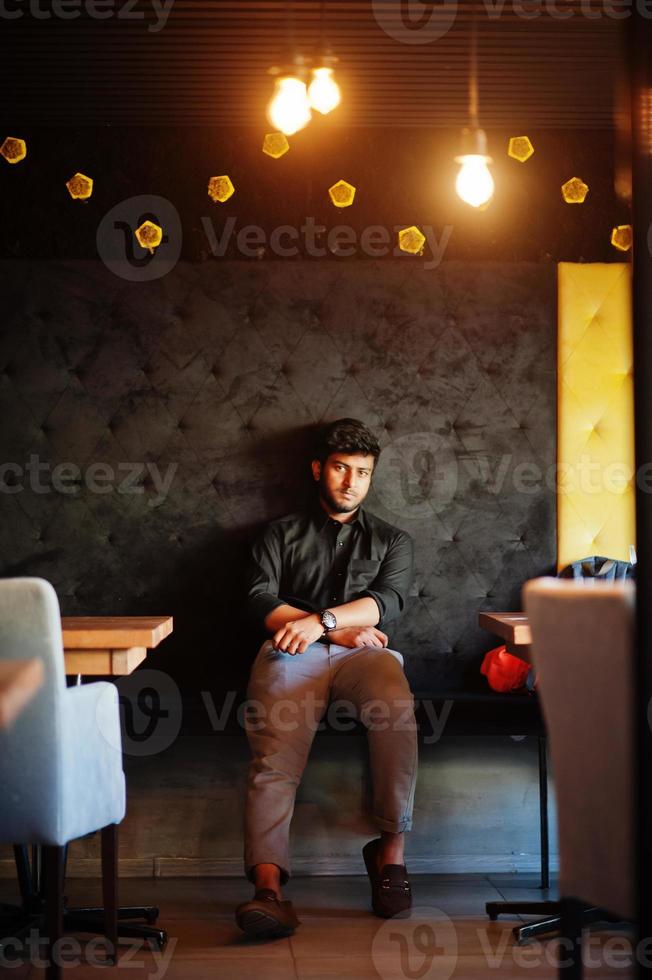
[267,75,311,136]
[455,154,494,208]
[308,66,341,115]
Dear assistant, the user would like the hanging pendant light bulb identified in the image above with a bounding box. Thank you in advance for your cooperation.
[308,65,341,115]
[455,127,494,208]
[267,72,311,135]
[308,5,341,116]
[266,3,311,136]
[455,17,494,209]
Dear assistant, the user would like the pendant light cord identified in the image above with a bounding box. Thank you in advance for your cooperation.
[469,13,479,129]
[286,0,296,63]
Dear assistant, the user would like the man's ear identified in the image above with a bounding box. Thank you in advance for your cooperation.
[311,459,321,482]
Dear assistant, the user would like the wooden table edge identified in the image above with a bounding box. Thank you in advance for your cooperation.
[478,611,533,646]
[61,616,173,650]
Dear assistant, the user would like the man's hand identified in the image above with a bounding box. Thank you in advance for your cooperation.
[326,626,389,649]
[273,614,325,655]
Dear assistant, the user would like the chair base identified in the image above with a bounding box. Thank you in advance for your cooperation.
[486,900,560,944]
[64,906,167,949]
[0,902,167,959]
[486,901,625,946]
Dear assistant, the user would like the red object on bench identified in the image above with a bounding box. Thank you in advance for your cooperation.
[481,644,530,693]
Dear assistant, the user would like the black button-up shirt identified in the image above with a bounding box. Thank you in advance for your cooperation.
[246,501,414,636]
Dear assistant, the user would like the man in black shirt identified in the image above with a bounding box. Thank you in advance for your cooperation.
[235,419,417,938]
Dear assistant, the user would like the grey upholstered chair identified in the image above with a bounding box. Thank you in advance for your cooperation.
[523,577,635,978]
[0,577,126,978]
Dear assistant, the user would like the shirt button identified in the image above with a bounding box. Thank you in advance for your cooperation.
[338,542,344,547]
[332,596,337,602]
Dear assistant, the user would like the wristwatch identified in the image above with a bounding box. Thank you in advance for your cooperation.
[319,609,337,633]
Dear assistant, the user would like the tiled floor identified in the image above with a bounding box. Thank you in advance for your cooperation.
[0,874,634,979]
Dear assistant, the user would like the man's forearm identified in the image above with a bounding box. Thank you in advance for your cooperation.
[328,597,380,628]
[263,597,380,634]
[263,604,313,633]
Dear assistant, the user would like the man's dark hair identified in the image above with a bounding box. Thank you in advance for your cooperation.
[314,418,381,465]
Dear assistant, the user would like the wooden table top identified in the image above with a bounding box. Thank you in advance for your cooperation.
[62,616,173,650]
[0,659,44,729]
[478,612,532,647]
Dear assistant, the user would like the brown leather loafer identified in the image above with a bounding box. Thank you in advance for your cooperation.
[235,888,300,939]
[362,838,412,919]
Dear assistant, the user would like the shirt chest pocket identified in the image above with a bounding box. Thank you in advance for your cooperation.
[348,558,382,589]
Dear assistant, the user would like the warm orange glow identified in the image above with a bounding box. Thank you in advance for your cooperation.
[308,67,341,115]
[328,180,356,208]
[135,220,163,254]
[262,133,290,159]
[507,136,534,162]
[208,175,235,203]
[1,137,27,164]
[561,177,589,204]
[267,76,311,136]
[611,225,633,252]
[66,173,93,200]
[397,226,426,255]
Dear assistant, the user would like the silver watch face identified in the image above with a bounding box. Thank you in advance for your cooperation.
[321,609,337,630]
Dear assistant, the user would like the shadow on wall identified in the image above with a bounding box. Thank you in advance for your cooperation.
[150,423,322,695]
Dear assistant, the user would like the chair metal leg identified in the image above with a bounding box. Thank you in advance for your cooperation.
[56,821,165,949]
[559,897,584,979]
[42,845,65,980]
[487,900,558,921]
[101,824,118,963]
[31,845,42,896]
[13,845,35,909]
[485,736,555,942]
[538,736,550,890]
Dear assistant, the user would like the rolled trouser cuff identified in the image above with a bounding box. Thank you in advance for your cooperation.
[245,859,290,886]
[373,814,413,833]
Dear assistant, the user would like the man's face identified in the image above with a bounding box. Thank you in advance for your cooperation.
[311,452,375,515]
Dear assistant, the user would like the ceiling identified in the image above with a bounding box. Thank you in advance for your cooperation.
[3,0,625,127]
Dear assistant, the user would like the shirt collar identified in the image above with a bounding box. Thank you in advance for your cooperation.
[310,496,365,532]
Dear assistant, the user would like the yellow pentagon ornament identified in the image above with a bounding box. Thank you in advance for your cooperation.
[208,175,235,203]
[262,133,290,159]
[508,136,534,163]
[611,224,632,252]
[66,172,93,200]
[328,180,356,208]
[135,220,163,255]
[398,226,426,256]
[1,137,27,164]
[561,177,589,204]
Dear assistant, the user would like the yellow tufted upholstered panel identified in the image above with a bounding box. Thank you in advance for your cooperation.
[557,262,635,570]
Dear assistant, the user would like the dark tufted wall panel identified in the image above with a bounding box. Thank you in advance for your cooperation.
[0,258,556,695]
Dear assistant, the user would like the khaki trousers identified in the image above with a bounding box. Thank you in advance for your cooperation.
[243,640,418,884]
